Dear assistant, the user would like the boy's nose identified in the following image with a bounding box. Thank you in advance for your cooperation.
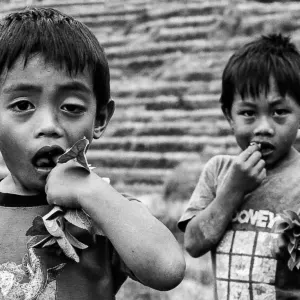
[253,117,275,136]
[34,110,63,138]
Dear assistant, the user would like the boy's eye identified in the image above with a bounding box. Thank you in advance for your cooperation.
[11,100,34,112]
[240,110,255,117]
[61,104,85,114]
[274,109,288,116]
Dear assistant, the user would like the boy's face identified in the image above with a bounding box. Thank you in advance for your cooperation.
[0,55,111,194]
[228,77,300,169]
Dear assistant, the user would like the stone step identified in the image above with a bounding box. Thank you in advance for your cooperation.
[114,94,220,110]
[111,79,221,98]
[91,135,236,152]
[156,25,215,41]
[93,167,172,185]
[111,107,223,122]
[238,1,300,15]
[108,50,232,72]
[105,120,230,137]
[147,1,227,19]
[87,150,201,168]
[105,39,226,59]
[132,15,220,35]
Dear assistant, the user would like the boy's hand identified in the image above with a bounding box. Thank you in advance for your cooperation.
[45,160,100,209]
[221,143,266,195]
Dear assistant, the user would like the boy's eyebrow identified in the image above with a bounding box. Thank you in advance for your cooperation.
[2,83,42,94]
[56,81,93,95]
[2,81,92,95]
[240,97,286,107]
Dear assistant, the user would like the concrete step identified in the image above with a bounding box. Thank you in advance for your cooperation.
[105,120,230,137]
[111,107,224,122]
[111,79,221,98]
[114,94,220,110]
[156,25,215,42]
[87,150,201,169]
[93,167,172,185]
[105,39,226,59]
[92,135,236,152]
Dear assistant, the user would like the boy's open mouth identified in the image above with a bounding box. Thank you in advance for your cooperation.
[32,145,65,170]
[254,141,275,157]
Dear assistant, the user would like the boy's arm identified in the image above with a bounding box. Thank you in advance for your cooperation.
[46,162,185,291]
[183,143,266,258]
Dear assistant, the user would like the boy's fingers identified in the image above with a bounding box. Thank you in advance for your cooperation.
[257,168,267,182]
[239,144,260,162]
[245,151,263,168]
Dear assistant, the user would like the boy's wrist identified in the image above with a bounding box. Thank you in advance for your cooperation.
[76,174,109,210]
[215,186,245,212]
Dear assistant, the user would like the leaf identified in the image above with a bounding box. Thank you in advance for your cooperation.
[56,235,80,262]
[64,227,88,250]
[288,257,298,271]
[28,235,53,248]
[284,210,300,222]
[64,209,93,233]
[26,216,49,236]
[57,137,90,172]
[43,216,65,238]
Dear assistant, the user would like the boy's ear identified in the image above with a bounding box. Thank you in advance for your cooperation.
[222,107,233,126]
[93,100,115,139]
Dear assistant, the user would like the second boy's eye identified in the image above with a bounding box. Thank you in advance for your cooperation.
[10,100,34,112]
[274,109,288,117]
[61,104,86,114]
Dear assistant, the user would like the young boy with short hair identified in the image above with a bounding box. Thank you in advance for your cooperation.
[178,34,300,299]
[0,7,185,299]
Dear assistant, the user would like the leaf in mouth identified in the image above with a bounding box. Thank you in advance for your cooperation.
[57,137,92,172]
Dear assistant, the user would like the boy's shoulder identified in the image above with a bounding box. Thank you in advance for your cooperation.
[203,154,236,174]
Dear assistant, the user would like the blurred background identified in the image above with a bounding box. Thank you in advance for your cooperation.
[2,0,300,298]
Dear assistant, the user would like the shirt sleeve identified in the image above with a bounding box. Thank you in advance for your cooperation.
[177,156,219,232]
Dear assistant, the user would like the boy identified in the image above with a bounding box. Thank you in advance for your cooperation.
[0,7,185,300]
[178,34,300,300]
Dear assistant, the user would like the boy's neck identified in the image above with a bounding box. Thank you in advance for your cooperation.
[0,174,39,196]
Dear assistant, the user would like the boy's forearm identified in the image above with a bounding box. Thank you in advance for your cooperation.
[79,179,185,290]
[185,187,244,257]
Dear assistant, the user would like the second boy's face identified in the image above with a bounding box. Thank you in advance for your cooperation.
[229,77,300,169]
[0,55,108,194]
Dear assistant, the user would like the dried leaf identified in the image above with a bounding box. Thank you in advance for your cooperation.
[64,228,88,250]
[57,137,90,172]
[288,257,297,271]
[26,216,49,236]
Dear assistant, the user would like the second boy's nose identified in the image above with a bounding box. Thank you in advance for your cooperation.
[253,116,275,136]
[34,109,63,138]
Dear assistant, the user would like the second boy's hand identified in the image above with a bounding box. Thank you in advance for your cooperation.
[219,142,266,196]
[184,143,266,257]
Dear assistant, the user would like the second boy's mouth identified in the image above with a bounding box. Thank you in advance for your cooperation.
[251,141,275,157]
[32,145,65,173]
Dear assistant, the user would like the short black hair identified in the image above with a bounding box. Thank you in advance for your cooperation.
[220,34,300,116]
[0,7,110,116]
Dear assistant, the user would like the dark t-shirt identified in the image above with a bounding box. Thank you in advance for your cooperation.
[0,192,136,300]
[179,154,300,300]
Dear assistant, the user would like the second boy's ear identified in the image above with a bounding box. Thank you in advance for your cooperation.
[93,100,115,139]
[222,107,233,125]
